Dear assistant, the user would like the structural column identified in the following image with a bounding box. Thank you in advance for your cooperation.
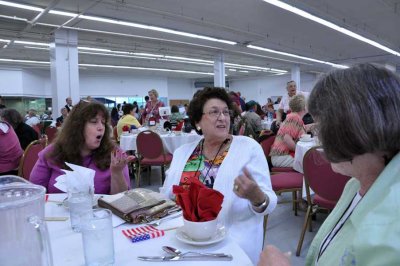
[214,52,225,87]
[50,29,80,117]
[291,65,300,90]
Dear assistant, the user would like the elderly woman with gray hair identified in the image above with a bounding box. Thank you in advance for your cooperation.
[142,89,165,124]
[259,63,400,265]
[269,94,307,167]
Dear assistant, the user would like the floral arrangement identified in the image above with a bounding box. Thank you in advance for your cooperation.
[122,124,130,132]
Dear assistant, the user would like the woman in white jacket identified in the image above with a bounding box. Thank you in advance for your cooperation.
[161,87,277,265]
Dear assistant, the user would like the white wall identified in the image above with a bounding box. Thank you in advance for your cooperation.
[22,70,48,97]
[0,68,24,95]
[80,72,169,98]
[0,68,317,106]
[167,78,195,100]
[229,73,317,104]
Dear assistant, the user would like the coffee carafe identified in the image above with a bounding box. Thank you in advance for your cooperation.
[0,176,53,266]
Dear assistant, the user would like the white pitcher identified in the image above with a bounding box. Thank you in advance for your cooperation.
[0,177,53,266]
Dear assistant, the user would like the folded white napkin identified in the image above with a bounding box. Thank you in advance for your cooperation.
[54,162,95,194]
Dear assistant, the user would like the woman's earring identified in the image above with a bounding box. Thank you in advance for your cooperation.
[197,126,201,131]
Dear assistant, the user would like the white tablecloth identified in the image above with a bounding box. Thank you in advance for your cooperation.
[292,139,317,198]
[261,120,273,130]
[292,139,317,174]
[46,194,252,266]
[120,132,202,154]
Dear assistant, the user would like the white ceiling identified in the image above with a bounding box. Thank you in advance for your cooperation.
[0,0,399,79]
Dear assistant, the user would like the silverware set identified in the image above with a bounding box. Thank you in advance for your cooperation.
[138,246,233,261]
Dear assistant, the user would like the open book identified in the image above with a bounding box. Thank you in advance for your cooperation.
[98,188,179,223]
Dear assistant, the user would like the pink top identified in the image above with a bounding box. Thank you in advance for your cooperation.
[0,122,23,173]
[142,100,165,123]
[30,145,130,194]
[269,113,305,156]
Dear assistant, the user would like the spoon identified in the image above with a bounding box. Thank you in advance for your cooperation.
[162,246,226,257]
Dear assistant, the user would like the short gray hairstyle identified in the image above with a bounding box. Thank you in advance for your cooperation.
[289,94,305,113]
[308,63,400,163]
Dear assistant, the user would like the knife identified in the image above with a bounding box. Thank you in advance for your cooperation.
[137,254,233,261]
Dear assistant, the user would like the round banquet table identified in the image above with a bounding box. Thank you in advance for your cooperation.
[120,131,202,154]
[45,194,252,266]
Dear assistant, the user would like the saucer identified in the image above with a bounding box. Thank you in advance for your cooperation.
[175,225,226,246]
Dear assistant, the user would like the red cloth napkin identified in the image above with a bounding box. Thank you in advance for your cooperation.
[173,182,224,222]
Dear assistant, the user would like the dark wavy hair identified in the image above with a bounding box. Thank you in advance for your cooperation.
[0,108,23,129]
[188,87,233,135]
[47,100,115,170]
[122,103,134,115]
[308,63,400,163]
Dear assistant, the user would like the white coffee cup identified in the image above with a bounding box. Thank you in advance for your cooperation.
[183,218,217,241]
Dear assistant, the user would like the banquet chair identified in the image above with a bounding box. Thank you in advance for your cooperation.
[263,171,303,245]
[31,124,41,139]
[259,135,296,173]
[45,126,58,144]
[18,136,48,180]
[296,147,351,256]
[112,126,118,143]
[135,130,173,187]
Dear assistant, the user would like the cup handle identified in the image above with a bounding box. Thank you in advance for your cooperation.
[28,215,54,266]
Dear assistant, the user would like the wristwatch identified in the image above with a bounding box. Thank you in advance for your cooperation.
[252,194,268,212]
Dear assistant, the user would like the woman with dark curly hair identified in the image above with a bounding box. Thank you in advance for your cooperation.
[161,87,277,265]
[30,100,133,194]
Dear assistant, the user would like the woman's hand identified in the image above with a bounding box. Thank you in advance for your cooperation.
[258,245,291,266]
[110,149,135,173]
[109,149,135,194]
[233,167,266,206]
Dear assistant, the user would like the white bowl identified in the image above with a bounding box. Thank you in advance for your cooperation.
[183,218,217,241]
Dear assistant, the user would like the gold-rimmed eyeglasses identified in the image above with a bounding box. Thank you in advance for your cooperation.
[202,109,233,118]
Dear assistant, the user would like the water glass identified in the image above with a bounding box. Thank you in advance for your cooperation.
[68,192,93,232]
[81,208,115,266]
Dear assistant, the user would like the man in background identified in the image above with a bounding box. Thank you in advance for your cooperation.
[56,107,68,125]
[276,81,309,126]
[65,97,73,113]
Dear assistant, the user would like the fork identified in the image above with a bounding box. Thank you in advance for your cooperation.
[147,212,182,226]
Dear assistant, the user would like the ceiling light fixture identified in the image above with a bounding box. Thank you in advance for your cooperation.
[46,10,236,45]
[79,63,214,75]
[247,44,348,69]
[0,0,43,11]
[262,0,400,57]
[0,58,49,64]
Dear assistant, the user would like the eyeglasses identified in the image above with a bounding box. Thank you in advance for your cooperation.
[203,109,233,118]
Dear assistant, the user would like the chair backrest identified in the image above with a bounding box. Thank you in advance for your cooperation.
[18,138,47,180]
[136,130,165,159]
[260,135,276,157]
[31,124,41,138]
[303,147,351,204]
[45,126,58,143]
[113,126,118,141]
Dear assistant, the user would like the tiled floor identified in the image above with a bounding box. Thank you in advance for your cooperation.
[134,167,328,266]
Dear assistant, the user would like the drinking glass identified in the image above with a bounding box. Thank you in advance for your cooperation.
[68,192,93,232]
[81,208,115,266]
